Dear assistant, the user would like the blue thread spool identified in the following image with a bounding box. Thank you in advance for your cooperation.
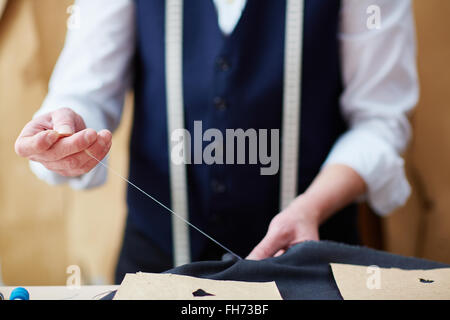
[9,287,29,300]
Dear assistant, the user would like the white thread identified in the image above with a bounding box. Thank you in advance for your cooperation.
[85,150,243,261]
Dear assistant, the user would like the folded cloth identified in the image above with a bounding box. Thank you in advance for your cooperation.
[104,240,449,300]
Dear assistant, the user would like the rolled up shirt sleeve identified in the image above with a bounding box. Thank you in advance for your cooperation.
[30,0,135,189]
[323,0,419,215]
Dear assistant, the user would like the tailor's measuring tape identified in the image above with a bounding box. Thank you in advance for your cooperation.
[164,0,304,264]
[165,0,191,267]
[280,0,304,210]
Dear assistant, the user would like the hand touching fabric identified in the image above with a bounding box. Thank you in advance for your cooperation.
[247,164,367,260]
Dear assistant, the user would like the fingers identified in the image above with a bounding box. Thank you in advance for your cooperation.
[18,114,54,138]
[15,130,60,158]
[246,228,290,260]
[84,129,113,165]
[274,249,286,257]
[39,130,112,177]
[51,108,83,135]
[15,108,87,159]
[30,128,98,162]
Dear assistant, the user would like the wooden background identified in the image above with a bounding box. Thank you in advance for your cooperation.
[383,0,450,264]
[0,0,449,285]
[0,0,131,285]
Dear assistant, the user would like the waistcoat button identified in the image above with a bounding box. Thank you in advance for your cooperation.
[211,180,227,194]
[216,57,231,71]
[213,96,227,110]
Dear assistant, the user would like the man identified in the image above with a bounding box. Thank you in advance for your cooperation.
[15,0,418,284]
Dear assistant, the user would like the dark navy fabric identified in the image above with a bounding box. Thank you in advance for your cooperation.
[115,212,358,283]
[129,0,354,265]
[107,241,450,300]
[115,218,228,284]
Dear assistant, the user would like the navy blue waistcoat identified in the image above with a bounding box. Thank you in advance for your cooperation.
[129,0,358,263]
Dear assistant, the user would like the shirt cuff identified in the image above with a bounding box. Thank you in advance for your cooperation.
[323,129,411,216]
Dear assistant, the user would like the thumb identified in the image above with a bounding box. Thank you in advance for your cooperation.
[246,232,286,261]
[51,108,77,136]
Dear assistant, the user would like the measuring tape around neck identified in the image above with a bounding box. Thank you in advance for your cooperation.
[165,0,191,266]
[165,0,304,266]
[280,0,304,210]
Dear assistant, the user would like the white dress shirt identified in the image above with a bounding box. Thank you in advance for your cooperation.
[30,0,419,216]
